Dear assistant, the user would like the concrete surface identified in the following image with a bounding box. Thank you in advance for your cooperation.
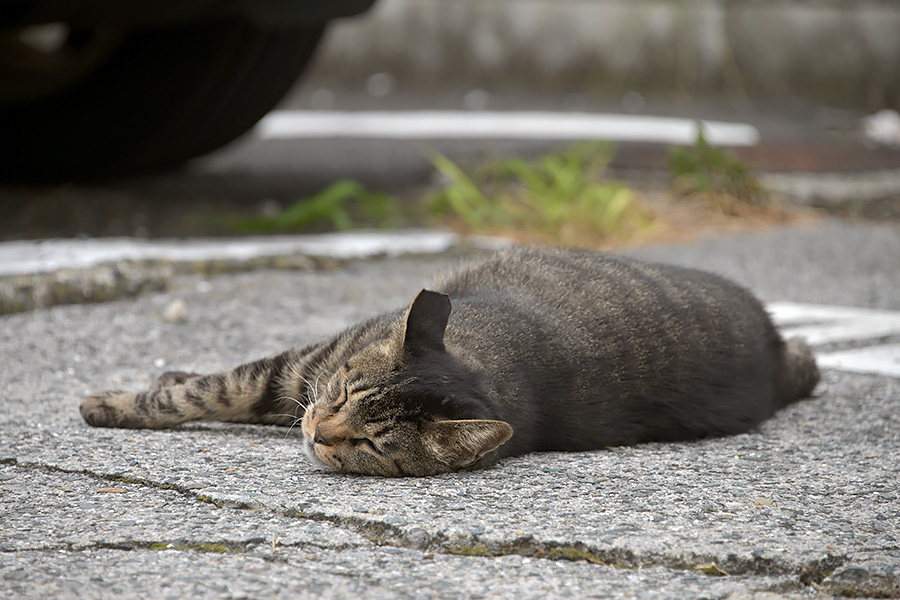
[2,220,899,599]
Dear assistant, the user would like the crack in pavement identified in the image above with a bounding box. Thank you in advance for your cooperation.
[0,456,858,594]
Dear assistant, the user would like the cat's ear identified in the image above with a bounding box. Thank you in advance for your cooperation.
[421,419,513,470]
[402,289,451,354]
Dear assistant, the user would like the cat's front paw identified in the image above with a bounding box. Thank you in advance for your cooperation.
[80,390,146,428]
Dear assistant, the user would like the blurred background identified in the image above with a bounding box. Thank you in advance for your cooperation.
[2,0,899,242]
[304,0,900,116]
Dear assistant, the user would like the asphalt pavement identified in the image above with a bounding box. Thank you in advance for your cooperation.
[2,219,899,599]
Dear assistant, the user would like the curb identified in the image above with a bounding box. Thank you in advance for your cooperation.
[0,230,506,315]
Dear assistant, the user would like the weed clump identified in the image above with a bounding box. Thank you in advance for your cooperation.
[430,142,651,245]
[668,129,769,215]
[212,179,394,233]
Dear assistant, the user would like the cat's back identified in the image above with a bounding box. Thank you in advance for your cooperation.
[437,246,764,322]
[437,246,598,295]
[436,247,782,390]
[434,247,790,451]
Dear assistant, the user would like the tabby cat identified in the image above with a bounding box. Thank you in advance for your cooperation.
[81,247,819,476]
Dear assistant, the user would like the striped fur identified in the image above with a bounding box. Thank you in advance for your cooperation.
[81,247,819,476]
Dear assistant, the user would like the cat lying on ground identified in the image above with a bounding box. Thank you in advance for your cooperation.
[81,247,819,476]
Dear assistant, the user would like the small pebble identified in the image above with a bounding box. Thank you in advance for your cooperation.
[162,299,188,324]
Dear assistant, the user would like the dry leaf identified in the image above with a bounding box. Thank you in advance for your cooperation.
[97,487,126,494]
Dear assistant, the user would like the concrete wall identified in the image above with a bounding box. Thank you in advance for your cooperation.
[305,0,900,110]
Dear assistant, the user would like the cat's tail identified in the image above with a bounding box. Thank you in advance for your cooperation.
[778,337,820,406]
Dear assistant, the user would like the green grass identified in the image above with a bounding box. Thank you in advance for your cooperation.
[446,545,493,557]
[204,136,781,244]
[210,179,395,234]
[542,546,605,564]
[429,142,652,245]
[203,142,651,246]
[149,542,231,553]
[668,128,768,210]
[195,133,790,248]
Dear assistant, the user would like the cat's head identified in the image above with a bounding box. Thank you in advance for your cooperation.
[300,289,513,476]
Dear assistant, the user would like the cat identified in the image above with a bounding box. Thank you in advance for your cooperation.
[81,247,819,476]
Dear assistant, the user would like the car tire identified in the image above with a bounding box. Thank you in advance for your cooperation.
[0,19,323,183]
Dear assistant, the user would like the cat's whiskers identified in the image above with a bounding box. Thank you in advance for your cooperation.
[269,413,304,440]
[268,394,306,435]
[313,370,328,403]
[296,373,321,403]
[294,370,332,418]
[286,364,317,405]
[273,388,324,439]
[274,394,307,414]
[279,369,334,456]
[287,362,305,383]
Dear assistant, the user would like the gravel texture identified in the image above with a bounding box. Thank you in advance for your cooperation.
[2,221,899,599]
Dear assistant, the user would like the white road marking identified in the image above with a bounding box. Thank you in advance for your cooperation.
[768,302,900,378]
[255,110,760,147]
[815,344,900,378]
[768,302,900,346]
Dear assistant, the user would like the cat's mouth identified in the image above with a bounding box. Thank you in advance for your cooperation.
[301,437,335,470]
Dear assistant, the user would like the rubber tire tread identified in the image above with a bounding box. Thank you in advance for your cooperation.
[0,19,323,183]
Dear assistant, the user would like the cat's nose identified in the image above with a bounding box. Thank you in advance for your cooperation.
[313,415,349,446]
[314,424,334,446]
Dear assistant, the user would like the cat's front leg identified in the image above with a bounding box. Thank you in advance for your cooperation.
[83,370,219,428]
[80,382,211,429]
[80,347,320,429]
[81,369,214,428]
[81,369,217,428]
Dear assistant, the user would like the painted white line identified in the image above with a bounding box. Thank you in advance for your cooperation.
[768,302,900,326]
[769,302,900,379]
[768,302,900,346]
[816,344,900,378]
[255,110,760,147]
